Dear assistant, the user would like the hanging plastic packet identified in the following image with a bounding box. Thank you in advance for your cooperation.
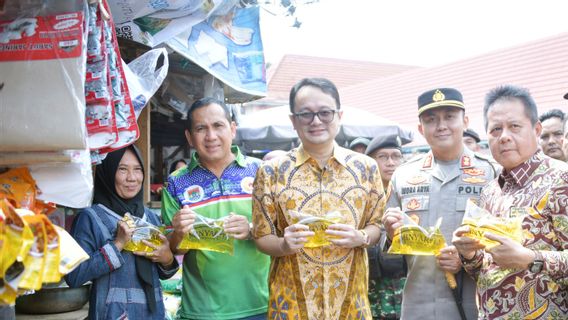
[0,200,33,304]
[54,225,89,276]
[38,215,60,284]
[0,167,56,215]
[17,210,47,291]
[388,213,446,255]
[289,210,344,248]
[461,199,524,249]
[177,214,234,255]
[122,213,164,253]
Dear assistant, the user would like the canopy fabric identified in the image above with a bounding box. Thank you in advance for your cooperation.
[235,105,414,152]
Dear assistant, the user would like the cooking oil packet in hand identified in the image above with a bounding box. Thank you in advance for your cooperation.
[289,210,343,248]
[122,213,164,253]
[461,199,524,249]
[388,213,446,255]
[177,214,234,255]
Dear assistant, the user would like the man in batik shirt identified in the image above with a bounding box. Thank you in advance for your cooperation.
[252,78,384,320]
[453,85,568,319]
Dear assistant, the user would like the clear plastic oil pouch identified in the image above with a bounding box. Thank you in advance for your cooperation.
[461,199,524,249]
[289,210,344,248]
[122,213,164,253]
[388,214,446,255]
[177,214,234,255]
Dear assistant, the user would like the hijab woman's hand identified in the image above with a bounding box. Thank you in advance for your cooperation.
[134,234,175,267]
[114,220,134,251]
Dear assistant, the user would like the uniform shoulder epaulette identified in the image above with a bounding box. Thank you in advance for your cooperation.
[473,152,501,176]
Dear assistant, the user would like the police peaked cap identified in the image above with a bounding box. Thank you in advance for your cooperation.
[418,88,464,116]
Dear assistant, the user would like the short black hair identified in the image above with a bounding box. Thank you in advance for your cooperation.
[289,78,340,113]
[483,85,538,130]
[185,97,232,131]
[539,108,565,123]
[169,159,186,174]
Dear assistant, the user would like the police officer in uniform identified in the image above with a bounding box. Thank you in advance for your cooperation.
[382,88,499,320]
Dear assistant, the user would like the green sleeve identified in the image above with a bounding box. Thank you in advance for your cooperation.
[161,188,180,226]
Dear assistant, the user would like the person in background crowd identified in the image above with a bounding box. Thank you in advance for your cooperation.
[538,108,566,161]
[349,137,371,153]
[463,128,481,152]
[563,92,568,160]
[162,97,269,320]
[66,145,179,320]
[262,149,287,161]
[382,88,499,320]
[169,158,187,174]
[365,134,406,320]
[453,85,568,319]
[252,78,383,319]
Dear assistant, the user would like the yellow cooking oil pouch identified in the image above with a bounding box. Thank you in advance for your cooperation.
[18,212,47,290]
[0,201,33,294]
[461,199,524,249]
[177,214,234,255]
[54,225,89,276]
[39,215,60,284]
[289,210,344,248]
[122,213,164,253]
[388,214,446,255]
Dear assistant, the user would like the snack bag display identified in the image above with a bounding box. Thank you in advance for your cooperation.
[54,225,89,276]
[461,199,524,249]
[387,214,446,255]
[38,215,60,284]
[17,211,47,290]
[289,210,343,248]
[177,214,234,255]
[0,200,33,304]
[122,213,164,253]
[0,167,56,215]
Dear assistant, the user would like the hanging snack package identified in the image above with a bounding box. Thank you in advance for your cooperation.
[0,167,56,215]
[388,214,446,255]
[289,210,344,248]
[38,215,60,284]
[122,213,164,253]
[177,214,234,255]
[461,199,524,249]
[55,225,89,276]
[17,211,47,291]
[0,200,33,304]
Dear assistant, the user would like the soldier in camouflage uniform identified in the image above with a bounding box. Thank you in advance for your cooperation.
[365,134,407,319]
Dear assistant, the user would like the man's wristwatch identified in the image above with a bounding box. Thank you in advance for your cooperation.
[528,250,544,273]
[359,229,371,248]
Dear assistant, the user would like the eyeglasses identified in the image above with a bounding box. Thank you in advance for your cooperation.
[374,153,404,163]
[293,109,338,125]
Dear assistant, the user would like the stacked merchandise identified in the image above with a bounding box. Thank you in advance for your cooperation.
[86,0,139,163]
[0,168,89,305]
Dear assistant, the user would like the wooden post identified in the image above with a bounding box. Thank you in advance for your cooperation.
[135,106,151,205]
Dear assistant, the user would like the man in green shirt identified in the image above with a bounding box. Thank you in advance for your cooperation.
[162,97,269,320]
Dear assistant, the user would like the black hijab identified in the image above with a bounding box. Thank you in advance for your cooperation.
[92,145,156,313]
[93,145,145,218]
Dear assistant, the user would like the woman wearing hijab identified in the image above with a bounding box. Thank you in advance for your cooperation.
[65,145,179,319]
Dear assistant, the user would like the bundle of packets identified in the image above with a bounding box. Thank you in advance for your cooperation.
[177,214,234,255]
[289,210,343,248]
[121,213,164,253]
[0,199,89,305]
[387,213,458,289]
[387,213,446,255]
[461,199,524,249]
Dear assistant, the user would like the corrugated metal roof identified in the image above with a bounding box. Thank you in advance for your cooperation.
[341,32,568,145]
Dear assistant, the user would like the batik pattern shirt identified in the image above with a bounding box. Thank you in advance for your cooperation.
[253,144,384,320]
[464,152,568,319]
